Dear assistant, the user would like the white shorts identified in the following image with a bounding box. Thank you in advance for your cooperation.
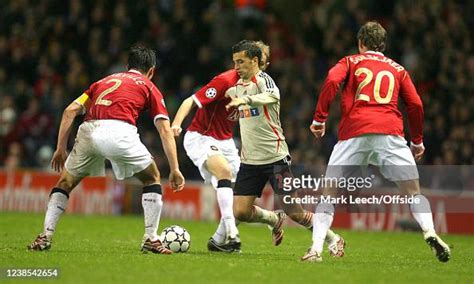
[183,131,240,188]
[326,135,419,181]
[65,120,153,180]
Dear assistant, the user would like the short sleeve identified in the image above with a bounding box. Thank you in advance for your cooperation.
[82,81,97,100]
[149,85,169,122]
[192,76,230,108]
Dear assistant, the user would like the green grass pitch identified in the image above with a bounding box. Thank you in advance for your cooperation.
[0,212,472,283]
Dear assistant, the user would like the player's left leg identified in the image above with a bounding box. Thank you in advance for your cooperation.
[234,163,286,246]
[28,170,83,251]
[133,161,171,255]
[378,135,450,262]
[98,120,172,254]
[303,137,368,262]
[301,186,337,262]
[269,156,345,256]
[29,121,105,251]
[396,180,450,262]
[206,154,239,243]
[233,195,285,246]
[277,191,345,257]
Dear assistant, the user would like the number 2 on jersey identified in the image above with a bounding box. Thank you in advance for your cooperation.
[355,68,394,104]
[95,79,122,106]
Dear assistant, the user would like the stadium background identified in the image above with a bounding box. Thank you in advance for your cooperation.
[0,1,473,229]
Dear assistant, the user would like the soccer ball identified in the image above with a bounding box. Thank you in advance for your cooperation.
[161,225,191,253]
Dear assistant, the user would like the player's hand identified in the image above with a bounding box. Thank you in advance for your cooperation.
[169,169,185,192]
[51,149,68,172]
[410,142,425,161]
[171,125,182,137]
[225,98,246,111]
[310,124,325,138]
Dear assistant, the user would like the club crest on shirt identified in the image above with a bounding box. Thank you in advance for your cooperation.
[205,88,217,99]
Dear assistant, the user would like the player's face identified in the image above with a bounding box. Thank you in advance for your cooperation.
[233,51,258,80]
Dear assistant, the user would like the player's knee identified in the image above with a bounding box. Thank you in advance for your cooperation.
[216,166,232,180]
[55,179,74,193]
[143,173,160,187]
[233,206,251,222]
[396,179,420,196]
[136,163,161,186]
[208,163,232,180]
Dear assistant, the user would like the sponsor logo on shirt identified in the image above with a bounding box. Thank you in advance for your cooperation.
[205,88,217,99]
[227,109,240,121]
[239,107,259,118]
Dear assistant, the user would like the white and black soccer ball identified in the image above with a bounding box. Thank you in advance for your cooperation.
[161,225,191,253]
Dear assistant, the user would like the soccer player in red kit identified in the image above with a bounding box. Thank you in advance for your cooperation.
[171,42,271,252]
[28,45,185,254]
[302,22,450,262]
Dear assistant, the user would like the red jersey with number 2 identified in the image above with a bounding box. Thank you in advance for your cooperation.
[313,51,424,144]
[187,69,240,140]
[84,70,169,125]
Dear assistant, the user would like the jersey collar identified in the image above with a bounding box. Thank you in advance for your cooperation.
[128,69,143,75]
[364,51,384,56]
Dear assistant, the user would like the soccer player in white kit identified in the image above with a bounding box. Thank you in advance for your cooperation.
[226,40,345,255]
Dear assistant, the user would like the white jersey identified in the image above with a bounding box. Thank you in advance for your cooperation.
[226,70,289,165]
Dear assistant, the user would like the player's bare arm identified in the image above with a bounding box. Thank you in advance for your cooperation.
[51,98,87,172]
[410,142,425,161]
[155,118,185,191]
[171,96,196,136]
[310,121,326,138]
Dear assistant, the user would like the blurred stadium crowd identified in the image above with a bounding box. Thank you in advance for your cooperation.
[0,0,473,177]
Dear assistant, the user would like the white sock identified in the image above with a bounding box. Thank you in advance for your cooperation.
[325,229,337,243]
[43,190,69,238]
[306,212,337,243]
[212,218,227,244]
[217,187,239,239]
[252,206,278,226]
[142,192,163,241]
[311,202,335,253]
[410,194,435,234]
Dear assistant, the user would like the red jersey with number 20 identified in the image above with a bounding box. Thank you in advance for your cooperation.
[313,51,424,144]
[83,70,169,125]
[187,69,240,140]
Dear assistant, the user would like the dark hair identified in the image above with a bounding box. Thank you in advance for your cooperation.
[128,44,156,72]
[357,21,387,52]
[232,40,262,63]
